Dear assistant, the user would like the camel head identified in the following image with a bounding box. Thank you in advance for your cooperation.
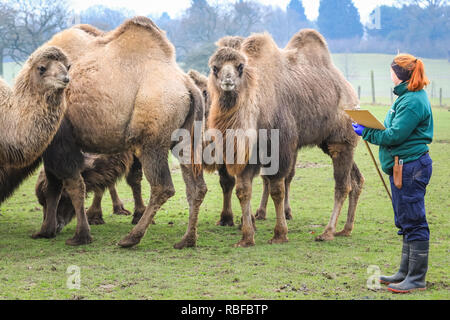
[26,46,71,93]
[208,47,250,105]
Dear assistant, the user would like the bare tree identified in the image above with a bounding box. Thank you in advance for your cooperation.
[6,0,72,64]
[224,0,265,36]
[400,0,449,7]
[0,1,16,76]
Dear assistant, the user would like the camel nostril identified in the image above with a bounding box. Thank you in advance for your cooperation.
[63,76,70,84]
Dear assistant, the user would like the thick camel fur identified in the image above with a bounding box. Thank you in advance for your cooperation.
[188,68,295,227]
[0,46,70,205]
[207,29,364,247]
[32,17,206,248]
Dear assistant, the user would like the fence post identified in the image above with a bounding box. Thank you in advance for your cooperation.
[358,86,361,100]
[431,82,435,99]
[371,70,376,104]
[440,88,443,107]
[390,88,393,104]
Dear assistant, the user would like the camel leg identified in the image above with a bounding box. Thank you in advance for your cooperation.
[335,162,364,237]
[268,177,289,244]
[216,165,236,227]
[64,174,92,246]
[128,156,148,225]
[118,149,175,248]
[316,143,353,242]
[109,186,131,216]
[256,152,297,221]
[235,167,257,247]
[86,190,106,225]
[255,176,269,220]
[174,164,208,249]
[284,152,298,220]
[32,171,62,239]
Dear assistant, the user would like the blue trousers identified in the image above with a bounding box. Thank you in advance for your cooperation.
[389,153,432,242]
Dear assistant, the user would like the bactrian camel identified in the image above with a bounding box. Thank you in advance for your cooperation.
[33,17,206,248]
[207,30,364,247]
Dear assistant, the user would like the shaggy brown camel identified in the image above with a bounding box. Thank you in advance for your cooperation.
[43,23,147,224]
[0,46,70,169]
[33,17,206,248]
[207,30,364,247]
[0,46,70,205]
[189,61,296,226]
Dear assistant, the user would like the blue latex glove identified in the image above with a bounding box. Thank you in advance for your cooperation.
[352,123,366,136]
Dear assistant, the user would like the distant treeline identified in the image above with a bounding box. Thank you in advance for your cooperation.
[0,0,449,76]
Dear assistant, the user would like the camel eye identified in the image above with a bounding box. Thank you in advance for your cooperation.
[237,64,244,76]
[67,64,71,71]
[203,90,208,100]
[213,66,219,76]
[38,66,46,75]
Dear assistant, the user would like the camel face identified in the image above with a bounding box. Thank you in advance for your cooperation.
[28,47,71,93]
[36,59,70,91]
[209,47,247,97]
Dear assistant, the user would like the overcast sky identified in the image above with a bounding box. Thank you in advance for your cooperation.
[70,0,396,24]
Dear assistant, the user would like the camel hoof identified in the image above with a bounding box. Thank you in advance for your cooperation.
[315,232,335,242]
[334,230,352,237]
[268,236,289,244]
[65,233,92,246]
[118,234,142,248]
[255,209,266,220]
[173,237,197,250]
[113,205,132,216]
[88,216,105,225]
[285,208,293,220]
[216,216,235,227]
[31,230,56,239]
[234,239,255,248]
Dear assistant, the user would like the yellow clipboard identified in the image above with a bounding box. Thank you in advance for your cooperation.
[344,109,386,130]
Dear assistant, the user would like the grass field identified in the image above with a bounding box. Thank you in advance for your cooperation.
[0,105,448,300]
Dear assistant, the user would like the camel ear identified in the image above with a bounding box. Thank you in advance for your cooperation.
[188,70,207,88]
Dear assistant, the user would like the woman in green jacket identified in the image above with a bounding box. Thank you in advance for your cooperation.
[353,54,433,293]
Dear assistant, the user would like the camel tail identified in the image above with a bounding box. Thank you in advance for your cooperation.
[0,158,42,205]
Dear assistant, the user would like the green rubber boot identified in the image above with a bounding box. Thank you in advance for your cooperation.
[379,237,409,285]
[388,241,429,293]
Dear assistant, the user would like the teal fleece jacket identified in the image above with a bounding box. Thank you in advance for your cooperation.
[362,82,434,175]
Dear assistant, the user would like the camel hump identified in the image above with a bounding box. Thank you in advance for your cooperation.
[188,70,207,89]
[73,24,105,37]
[286,29,332,65]
[216,36,245,50]
[98,16,174,58]
[242,33,278,59]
